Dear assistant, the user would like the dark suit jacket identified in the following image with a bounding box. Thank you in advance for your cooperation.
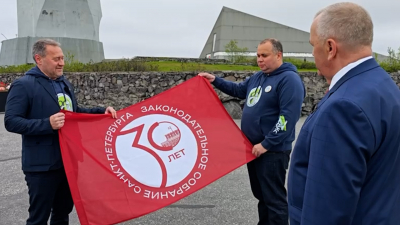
[288,58,400,225]
[4,67,105,172]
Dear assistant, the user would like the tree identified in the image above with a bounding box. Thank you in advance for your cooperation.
[224,40,249,63]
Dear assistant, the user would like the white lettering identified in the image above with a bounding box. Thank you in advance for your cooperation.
[162,105,170,112]
[177,187,184,195]
[196,129,204,136]
[188,178,196,186]
[177,110,185,117]
[126,112,133,119]
[168,190,176,197]
[105,135,112,143]
[182,183,190,191]
[105,147,112,153]
[198,164,206,170]
[188,120,196,127]
[151,191,159,199]
[119,175,128,183]
[134,186,141,194]
[107,154,114,161]
[110,122,118,129]
[194,172,201,179]
[170,107,178,114]
[106,130,113,137]
[160,192,168,199]
[110,164,118,170]
[113,168,123,177]
[199,135,207,142]
[182,114,191,122]
[144,190,150,198]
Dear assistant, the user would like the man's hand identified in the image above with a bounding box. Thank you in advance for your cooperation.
[198,72,216,82]
[252,143,267,157]
[50,112,65,130]
[105,106,117,118]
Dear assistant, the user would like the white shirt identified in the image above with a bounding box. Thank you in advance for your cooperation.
[329,56,373,90]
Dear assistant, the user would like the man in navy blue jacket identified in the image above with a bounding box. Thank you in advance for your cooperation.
[288,2,400,225]
[4,39,117,225]
[199,38,305,225]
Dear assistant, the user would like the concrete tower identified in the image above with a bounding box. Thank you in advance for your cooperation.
[0,0,105,66]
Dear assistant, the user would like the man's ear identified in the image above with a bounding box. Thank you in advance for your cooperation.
[277,52,283,60]
[34,54,41,65]
[326,39,337,60]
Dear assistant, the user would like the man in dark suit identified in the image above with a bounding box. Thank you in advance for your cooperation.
[4,39,117,225]
[288,2,400,225]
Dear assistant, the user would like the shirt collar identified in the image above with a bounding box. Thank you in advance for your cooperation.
[329,56,373,90]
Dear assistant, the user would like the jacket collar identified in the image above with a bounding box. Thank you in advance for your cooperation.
[327,58,380,95]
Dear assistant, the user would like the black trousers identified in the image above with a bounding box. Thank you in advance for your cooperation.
[247,150,291,225]
[24,168,74,225]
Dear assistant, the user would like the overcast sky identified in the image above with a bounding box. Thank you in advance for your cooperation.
[0,0,398,59]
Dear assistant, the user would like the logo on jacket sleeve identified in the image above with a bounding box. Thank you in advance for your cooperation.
[246,86,262,107]
[273,115,287,134]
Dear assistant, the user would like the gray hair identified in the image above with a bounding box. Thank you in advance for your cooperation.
[314,2,373,49]
[259,38,283,54]
[32,39,61,63]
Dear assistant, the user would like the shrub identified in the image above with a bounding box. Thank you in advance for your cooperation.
[378,47,400,73]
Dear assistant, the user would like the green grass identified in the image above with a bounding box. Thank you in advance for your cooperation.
[146,61,259,72]
[0,60,318,74]
[146,61,317,72]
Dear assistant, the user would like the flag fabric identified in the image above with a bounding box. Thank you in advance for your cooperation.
[58,75,255,225]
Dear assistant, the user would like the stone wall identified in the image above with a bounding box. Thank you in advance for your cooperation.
[1,71,399,119]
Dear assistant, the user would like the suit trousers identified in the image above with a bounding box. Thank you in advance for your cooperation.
[23,168,74,225]
[247,150,291,225]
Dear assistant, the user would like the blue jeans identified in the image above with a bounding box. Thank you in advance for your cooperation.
[24,168,74,225]
[247,150,291,225]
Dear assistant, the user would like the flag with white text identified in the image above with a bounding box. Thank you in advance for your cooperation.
[58,76,255,225]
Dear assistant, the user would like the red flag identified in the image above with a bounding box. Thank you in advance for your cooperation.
[59,76,255,225]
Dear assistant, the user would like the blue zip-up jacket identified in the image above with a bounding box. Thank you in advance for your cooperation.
[212,62,305,151]
[4,66,106,172]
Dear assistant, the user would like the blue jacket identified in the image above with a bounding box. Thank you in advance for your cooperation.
[4,66,105,172]
[288,58,400,225]
[212,62,305,151]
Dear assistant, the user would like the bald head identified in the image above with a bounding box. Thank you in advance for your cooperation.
[314,2,373,50]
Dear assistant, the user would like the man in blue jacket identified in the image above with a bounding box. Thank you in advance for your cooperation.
[199,38,305,225]
[288,2,400,225]
[4,39,117,225]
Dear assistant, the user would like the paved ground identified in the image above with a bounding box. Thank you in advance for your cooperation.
[0,113,306,225]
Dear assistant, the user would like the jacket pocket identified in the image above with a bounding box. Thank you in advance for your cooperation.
[24,136,54,166]
[24,136,53,146]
